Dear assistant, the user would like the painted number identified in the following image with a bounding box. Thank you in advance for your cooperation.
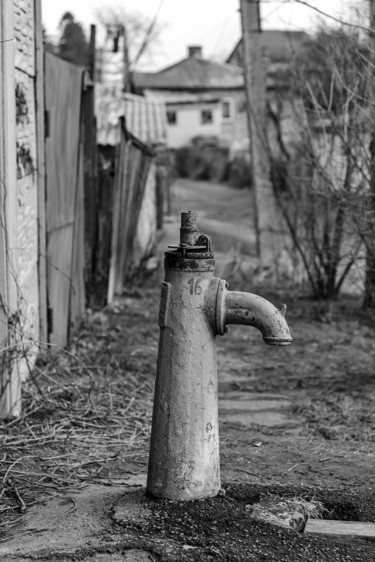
[188,278,203,295]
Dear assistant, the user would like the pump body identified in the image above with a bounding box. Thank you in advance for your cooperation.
[147,211,292,501]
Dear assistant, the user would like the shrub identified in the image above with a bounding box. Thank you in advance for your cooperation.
[226,156,252,188]
[173,145,251,188]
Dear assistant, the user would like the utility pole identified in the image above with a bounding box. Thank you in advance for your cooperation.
[364,0,375,308]
[239,0,282,267]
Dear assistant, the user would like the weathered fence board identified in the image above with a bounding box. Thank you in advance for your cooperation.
[91,155,114,308]
[107,119,153,302]
[304,519,375,544]
[45,52,85,347]
[70,148,86,332]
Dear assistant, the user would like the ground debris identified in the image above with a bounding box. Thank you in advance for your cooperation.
[0,288,158,538]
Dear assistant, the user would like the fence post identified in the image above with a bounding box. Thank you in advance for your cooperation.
[0,1,21,417]
[35,0,47,344]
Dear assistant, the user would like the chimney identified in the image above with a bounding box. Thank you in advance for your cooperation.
[188,45,202,59]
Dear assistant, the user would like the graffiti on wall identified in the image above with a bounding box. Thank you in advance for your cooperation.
[16,143,34,179]
[15,83,29,125]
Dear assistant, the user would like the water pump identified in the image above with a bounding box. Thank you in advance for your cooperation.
[147,211,292,500]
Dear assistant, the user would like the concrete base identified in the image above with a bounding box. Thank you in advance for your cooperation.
[0,476,149,562]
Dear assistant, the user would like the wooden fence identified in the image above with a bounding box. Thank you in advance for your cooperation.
[44,52,86,348]
[1,27,160,417]
[107,118,154,302]
[45,55,158,338]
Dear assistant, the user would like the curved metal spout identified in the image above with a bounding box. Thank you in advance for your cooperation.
[215,281,292,345]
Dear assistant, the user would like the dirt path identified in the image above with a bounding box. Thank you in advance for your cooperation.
[1,179,375,561]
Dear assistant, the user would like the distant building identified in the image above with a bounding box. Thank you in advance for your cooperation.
[134,32,308,150]
[133,45,246,149]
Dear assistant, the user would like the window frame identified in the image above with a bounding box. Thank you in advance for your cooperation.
[166,110,177,125]
[221,98,234,122]
[201,108,213,125]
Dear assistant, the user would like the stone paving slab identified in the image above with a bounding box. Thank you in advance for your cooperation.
[219,391,298,428]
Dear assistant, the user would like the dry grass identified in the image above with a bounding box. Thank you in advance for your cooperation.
[0,293,158,539]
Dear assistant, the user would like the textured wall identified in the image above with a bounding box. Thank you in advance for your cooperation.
[13,0,39,374]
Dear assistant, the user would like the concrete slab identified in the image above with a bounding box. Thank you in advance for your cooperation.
[219,392,297,428]
[220,391,290,403]
[0,475,147,561]
[219,410,296,428]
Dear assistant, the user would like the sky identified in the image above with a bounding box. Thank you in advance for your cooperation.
[41,0,367,71]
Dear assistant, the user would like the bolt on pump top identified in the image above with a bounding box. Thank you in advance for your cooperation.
[147,211,292,501]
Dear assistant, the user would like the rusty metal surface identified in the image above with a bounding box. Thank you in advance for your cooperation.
[166,211,214,265]
[164,255,215,272]
[180,210,198,245]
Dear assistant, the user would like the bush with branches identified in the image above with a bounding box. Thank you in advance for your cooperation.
[269,27,375,304]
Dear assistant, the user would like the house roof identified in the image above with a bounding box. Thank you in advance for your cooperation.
[134,57,244,91]
[95,85,167,146]
[227,30,309,65]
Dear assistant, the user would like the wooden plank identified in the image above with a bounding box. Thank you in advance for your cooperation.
[304,519,375,544]
[34,0,47,345]
[46,227,74,347]
[107,118,155,300]
[45,53,83,347]
[92,159,114,307]
[107,139,125,303]
[125,151,151,280]
[120,141,140,286]
[69,142,86,335]
[82,25,97,304]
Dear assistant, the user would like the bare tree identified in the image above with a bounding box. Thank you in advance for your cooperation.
[268,27,374,303]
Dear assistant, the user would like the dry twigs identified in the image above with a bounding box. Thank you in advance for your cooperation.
[0,289,158,538]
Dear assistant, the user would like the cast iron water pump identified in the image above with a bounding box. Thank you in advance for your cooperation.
[147,211,292,500]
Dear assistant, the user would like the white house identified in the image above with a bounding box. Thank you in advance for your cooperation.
[134,46,247,150]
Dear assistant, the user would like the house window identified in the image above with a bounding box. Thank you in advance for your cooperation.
[222,99,234,120]
[222,101,230,119]
[167,110,177,125]
[201,109,213,125]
